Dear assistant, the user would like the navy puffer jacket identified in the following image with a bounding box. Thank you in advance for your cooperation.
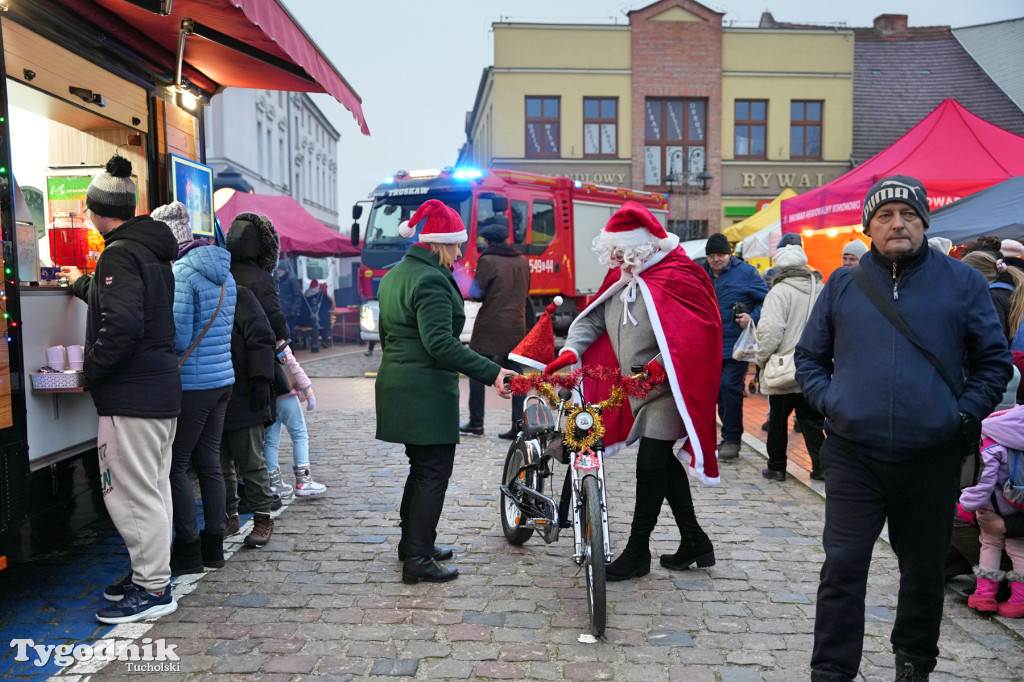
[796,244,1011,460]
[173,243,236,391]
[702,257,769,358]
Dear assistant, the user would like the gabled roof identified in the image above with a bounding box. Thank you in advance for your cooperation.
[781,99,1024,233]
[953,18,1024,115]
[853,26,1024,162]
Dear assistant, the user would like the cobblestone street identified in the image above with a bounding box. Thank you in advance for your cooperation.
[40,373,1020,681]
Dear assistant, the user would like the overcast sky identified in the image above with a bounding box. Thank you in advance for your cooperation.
[281,0,1023,226]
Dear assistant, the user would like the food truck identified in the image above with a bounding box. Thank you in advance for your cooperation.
[0,0,368,568]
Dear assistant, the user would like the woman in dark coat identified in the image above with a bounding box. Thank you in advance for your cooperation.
[375,200,515,584]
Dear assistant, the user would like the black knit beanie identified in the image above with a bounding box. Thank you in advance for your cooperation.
[861,175,930,229]
[705,232,732,255]
[87,155,136,221]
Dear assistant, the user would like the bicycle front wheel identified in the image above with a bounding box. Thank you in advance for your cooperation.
[581,474,606,637]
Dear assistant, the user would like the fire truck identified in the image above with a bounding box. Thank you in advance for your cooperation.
[351,167,669,340]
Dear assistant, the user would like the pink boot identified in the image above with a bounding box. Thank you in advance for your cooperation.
[968,567,1002,612]
[997,572,1024,618]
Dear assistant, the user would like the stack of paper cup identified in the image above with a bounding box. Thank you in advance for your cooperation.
[67,345,85,372]
[47,345,67,371]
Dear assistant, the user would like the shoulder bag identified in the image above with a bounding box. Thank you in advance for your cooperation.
[849,266,977,486]
[178,283,227,369]
[762,274,817,393]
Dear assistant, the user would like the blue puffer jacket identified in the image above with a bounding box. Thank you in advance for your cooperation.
[796,244,1011,461]
[173,243,237,391]
[702,257,769,358]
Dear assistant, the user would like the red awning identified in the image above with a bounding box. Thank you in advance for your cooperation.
[216,192,360,258]
[59,0,369,135]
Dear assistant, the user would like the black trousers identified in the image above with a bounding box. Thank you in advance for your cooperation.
[468,355,524,428]
[399,443,456,558]
[811,436,961,681]
[626,437,710,552]
[766,392,825,472]
[170,385,231,541]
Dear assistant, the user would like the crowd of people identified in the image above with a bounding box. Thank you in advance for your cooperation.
[60,155,326,626]
[62,155,1022,679]
[371,174,1023,682]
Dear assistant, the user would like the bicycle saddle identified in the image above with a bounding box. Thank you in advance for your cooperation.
[522,401,555,439]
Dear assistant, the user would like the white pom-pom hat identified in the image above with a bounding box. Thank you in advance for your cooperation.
[599,200,679,252]
[397,199,467,244]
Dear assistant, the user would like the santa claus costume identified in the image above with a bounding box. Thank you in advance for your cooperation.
[543,201,722,581]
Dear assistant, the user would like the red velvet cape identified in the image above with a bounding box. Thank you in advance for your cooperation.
[573,247,723,484]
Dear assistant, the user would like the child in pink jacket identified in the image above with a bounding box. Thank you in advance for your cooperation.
[958,404,1024,617]
[264,346,327,498]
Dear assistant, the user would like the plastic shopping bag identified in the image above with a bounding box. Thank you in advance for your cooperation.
[731,324,758,362]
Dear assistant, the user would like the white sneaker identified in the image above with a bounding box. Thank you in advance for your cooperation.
[293,465,327,496]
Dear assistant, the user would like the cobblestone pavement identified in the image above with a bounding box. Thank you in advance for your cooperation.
[49,378,1024,680]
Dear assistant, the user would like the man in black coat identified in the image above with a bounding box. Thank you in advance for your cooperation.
[62,155,181,624]
[276,265,302,341]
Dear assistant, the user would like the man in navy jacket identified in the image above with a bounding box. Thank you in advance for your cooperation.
[702,232,768,460]
[796,175,1011,681]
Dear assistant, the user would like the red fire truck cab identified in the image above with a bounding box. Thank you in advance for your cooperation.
[353,167,669,339]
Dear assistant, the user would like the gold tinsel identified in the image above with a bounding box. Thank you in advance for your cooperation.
[532,385,629,452]
[563,406,605,451]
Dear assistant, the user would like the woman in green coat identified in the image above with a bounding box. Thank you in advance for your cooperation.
[375,200,515,585]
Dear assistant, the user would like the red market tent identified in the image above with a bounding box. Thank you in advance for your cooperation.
[216,192,360,258]
[781,99,1024,234]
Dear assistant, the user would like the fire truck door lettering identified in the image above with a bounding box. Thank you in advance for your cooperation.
[530,259,555,274]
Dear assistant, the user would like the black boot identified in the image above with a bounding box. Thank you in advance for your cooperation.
[169,536,204,576]
[660,536,716,571]
[661,451,715,570]
[606,542,651,582]
[398,545,455,562]
[402,556,459,584]
[200,530,225,569]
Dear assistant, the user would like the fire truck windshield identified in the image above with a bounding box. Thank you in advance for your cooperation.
[366,195,471,247]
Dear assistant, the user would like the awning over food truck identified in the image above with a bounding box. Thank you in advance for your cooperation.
[57,0,369,135]
[781,99,1024,234]
[217,192,360,258]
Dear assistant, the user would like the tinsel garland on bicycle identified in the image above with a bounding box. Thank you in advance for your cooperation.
[508,365,667,451]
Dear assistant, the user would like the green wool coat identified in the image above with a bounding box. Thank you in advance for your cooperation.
[375,245,501,445]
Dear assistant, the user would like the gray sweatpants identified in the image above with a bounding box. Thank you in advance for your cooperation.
[98,415,177,592]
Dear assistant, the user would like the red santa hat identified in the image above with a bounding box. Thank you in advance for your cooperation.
[508,296,563,371]
[600,201,679,252]
[398,199,467,244]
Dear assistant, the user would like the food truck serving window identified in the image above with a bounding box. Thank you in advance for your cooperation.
[6,73,149,465]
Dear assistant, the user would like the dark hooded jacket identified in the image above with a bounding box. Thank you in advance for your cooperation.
[223,286,276,431]
[71,215,181,417]
[468,241,531,357]
[225,212,289,341]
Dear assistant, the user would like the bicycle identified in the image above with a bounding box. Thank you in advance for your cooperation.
[498,365,660,637]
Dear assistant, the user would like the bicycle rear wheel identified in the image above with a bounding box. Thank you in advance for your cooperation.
[501,439,537,545]
[581,474,606,637]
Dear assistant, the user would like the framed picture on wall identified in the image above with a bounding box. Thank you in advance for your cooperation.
[169,155,214,237]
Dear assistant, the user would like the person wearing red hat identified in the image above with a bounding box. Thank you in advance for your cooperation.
[542,201,723,582]
[376,199,517,585]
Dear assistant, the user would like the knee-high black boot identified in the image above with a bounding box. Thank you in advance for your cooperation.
[660,452,715,570]
[607,438,674,581]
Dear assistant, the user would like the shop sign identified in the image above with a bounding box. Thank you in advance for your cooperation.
[46,176,94,202]
[721,163,849,196]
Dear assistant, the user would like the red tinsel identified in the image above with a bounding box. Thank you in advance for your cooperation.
[509,364,666,400]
